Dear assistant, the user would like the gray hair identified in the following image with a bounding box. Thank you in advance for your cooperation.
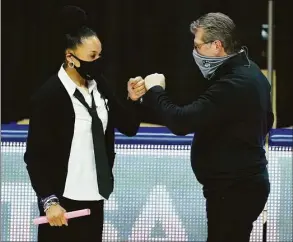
[190,12,240,54]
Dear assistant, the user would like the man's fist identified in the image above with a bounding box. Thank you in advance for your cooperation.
[144,73,165,90]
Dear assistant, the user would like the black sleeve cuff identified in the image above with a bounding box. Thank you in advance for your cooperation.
[143,86,165,107]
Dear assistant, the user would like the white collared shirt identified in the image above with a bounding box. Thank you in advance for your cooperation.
[58,65,108,201]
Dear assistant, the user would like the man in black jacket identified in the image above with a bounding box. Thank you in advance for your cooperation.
[143,12,274,242]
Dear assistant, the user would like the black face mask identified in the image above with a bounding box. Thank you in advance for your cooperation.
[71,54,104,80]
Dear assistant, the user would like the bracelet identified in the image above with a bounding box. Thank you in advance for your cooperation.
[44,199,59,212]
[41,195,60,212]
[41,195,58,205]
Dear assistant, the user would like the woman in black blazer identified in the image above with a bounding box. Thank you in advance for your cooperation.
[24,6,145,242]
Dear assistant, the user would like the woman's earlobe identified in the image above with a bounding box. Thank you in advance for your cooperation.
[68,61,75,68]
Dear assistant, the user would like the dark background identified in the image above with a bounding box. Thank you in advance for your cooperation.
[1,0,292,127]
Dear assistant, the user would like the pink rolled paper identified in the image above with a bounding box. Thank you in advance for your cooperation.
[33,209,91,225]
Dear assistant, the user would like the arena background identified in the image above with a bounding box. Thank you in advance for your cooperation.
[1,0,292,127]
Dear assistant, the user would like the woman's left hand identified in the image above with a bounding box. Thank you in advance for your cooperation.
[127,77,146,101]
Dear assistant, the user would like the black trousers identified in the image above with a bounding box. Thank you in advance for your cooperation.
[203,168,270,242]
[38,197,104,242]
